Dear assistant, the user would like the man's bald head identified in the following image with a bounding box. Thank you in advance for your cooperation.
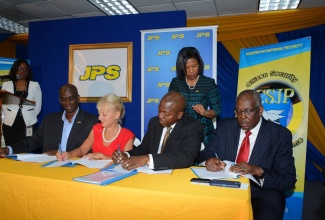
[161,91,186,112]
[158,91,186,127]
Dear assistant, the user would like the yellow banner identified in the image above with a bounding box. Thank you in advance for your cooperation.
[238,37,311,220]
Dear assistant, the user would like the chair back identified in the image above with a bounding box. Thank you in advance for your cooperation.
[134,137,141,147]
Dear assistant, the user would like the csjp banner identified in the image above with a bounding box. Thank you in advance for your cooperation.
[238,37,311,220]
[141,26,217,137]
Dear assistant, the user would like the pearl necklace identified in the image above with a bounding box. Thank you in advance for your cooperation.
[186,75,200,90]
[102,124,121,143]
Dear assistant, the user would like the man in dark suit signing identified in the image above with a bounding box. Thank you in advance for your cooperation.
[0,83,98,156]
[112,91,204,170]
[199,89,296,220]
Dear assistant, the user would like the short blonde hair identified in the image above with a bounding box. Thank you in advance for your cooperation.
[96,93,125,125]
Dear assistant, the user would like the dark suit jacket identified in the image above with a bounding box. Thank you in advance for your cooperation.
[128,114,204,170]
[11,110,98,153]
[200,117,297,218]
[200,117,296,193]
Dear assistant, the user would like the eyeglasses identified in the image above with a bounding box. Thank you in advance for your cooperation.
[234,105,260,116]
[18,67,29,72]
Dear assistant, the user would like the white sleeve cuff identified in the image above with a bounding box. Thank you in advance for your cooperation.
[148,154,154,169]
[8,146,13,155]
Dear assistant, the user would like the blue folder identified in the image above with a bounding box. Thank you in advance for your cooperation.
[72,169,137,186]
[41,160,77,167]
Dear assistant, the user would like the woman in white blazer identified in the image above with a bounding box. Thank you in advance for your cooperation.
[1,59,42,146]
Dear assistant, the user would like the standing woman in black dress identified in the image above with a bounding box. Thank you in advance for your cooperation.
[1,59,42,146]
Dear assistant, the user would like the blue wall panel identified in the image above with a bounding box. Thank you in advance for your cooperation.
[28,11,186,138]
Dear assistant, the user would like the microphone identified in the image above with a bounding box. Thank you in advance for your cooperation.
[16,75,21,80]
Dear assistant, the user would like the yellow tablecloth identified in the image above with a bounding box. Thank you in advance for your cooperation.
[0,158,253,220]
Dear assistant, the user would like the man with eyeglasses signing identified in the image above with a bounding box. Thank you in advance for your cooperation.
[198,89,296,220]
[0,84,98,157]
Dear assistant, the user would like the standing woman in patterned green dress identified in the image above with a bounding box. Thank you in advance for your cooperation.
[169,47,221,145]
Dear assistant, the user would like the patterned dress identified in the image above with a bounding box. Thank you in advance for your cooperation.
[169,75,221,144]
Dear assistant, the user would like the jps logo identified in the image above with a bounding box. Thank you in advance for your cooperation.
[147,67,160,72]
[157,50,171,56]
[171,34,184,39]
[196,32,210,38]
[147,35,160,40]
[80,65,120,81]
[146,98,160,103]
[157,82,170,88]
[204,65,210,70]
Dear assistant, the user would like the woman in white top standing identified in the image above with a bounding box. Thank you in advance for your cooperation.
[1,59,42,146]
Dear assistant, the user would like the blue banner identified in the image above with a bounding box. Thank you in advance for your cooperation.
[141,26,217,137]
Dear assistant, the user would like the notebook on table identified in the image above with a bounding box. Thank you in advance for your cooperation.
[73,169,137,186]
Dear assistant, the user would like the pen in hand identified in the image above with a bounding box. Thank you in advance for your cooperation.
[117,144,121,156]
[59,143,64,161]
[117,144,122,163]
[215,153,225,170]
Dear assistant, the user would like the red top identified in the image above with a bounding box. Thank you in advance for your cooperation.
[92,123,135,156]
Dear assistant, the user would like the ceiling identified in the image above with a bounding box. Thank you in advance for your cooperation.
[1,0,325,34]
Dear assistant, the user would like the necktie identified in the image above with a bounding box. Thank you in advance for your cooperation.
[161,126,172,153]
[236,130,252,163]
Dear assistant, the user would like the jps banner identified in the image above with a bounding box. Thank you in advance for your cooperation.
[141,26,217,137]
[238,37,311,220]
[68,43,133,103]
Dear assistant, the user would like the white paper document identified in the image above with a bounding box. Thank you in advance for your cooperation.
[111,164,173,174]
[6,154,56,163]
[43,158,112,169]
[191,160,260,186]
